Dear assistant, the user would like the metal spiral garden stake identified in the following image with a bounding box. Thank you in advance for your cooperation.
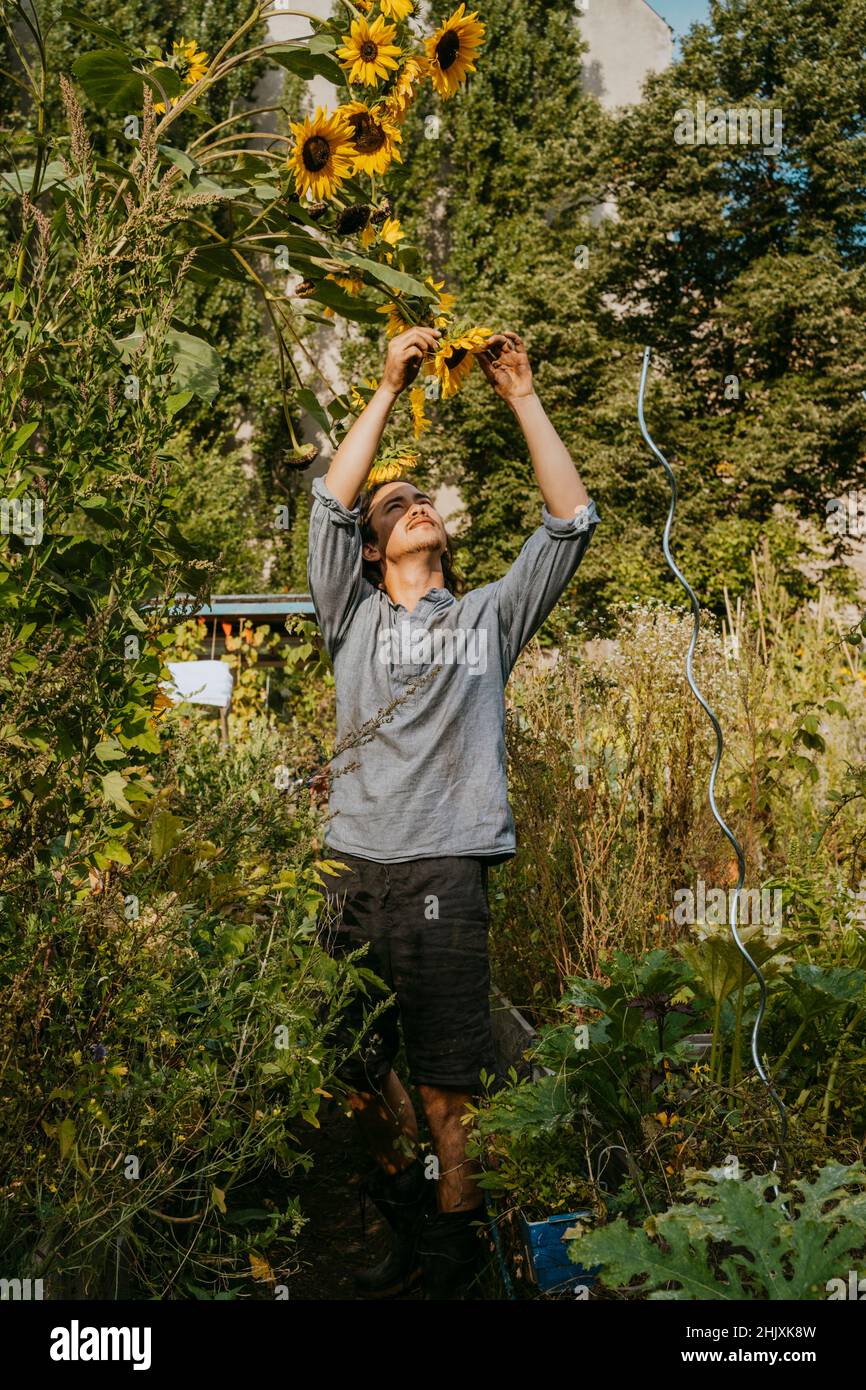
[637,347,789,1199]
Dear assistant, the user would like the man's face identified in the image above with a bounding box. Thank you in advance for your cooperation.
[363,482,448,570]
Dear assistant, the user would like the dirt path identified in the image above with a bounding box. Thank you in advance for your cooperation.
[287,1099,422,1301]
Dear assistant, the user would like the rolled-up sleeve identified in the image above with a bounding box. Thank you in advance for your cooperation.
[307,475,374,657]
[494,498,601,672]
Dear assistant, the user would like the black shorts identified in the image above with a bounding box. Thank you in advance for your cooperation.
[315,852,496,1093]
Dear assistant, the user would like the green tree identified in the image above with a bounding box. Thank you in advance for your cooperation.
[364,0,866,627]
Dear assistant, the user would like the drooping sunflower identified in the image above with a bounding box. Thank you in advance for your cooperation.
[321,271,366,317]
[384,53,430,124]
[153,34,208,113]
[427,325,494,399]
[376,296,415,338]
[288,107,355,201]
[360,213,405,257]
[336,15,402,88]
[367,448,419,486]
[410,385,432,438]
[326,271,365,296]
[338,100,403,176]
[425,4,485,99]
[379,0,415,21]
[426,276,457,325]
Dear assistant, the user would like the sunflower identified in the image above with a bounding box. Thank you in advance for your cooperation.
[384,53,430,123]
[326,271,365,295]
[367,449,419,486]
[152,34,209,113]
[360,213,405,256]
[410,385,432,438]
[376,297,415,337]
[427,325,494,399]
[288,107,355,201]
[174,35,208,83]
[379,0,415,21]
[336,15,402,88]
[321,271,366,317]
[351,377,379,409]
[338,100,403,176]
[425,4,485,99]
[427,276,457,325]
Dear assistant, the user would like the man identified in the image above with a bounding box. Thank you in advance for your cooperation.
[307,325,600,1299]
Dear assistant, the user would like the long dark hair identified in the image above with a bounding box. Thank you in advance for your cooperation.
[358,477,463,596]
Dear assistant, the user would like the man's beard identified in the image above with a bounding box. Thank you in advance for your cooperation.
[400,525,444,558]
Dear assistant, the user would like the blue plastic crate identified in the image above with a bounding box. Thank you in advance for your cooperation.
[521,1211,602,1294]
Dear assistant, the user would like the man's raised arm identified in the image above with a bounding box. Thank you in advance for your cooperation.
[325,325,442,508]
[476,330,600,672]
[477,329,590,519]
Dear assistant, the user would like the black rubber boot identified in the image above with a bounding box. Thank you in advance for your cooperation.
[416,1205,486,1301]
[354,1158,435,1298]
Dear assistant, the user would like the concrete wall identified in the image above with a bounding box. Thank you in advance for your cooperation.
[578,0,673,110]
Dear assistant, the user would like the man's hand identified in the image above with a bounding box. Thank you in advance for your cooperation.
[477,330,535,403]
[381,325,442,396]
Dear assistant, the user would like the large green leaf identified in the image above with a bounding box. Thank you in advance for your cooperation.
[60,7,129,48]
[323,251,435,299]
[268,46,343,85]
[151,809,185,860]
[295,388,332,437]
[165,329,222,402]
[567,1163,866,1300]
[72,49,144,112]
[0,160,72,195]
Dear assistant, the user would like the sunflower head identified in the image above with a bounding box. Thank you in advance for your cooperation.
[365,450,419,486]
[336,15,402,88]
[376,297,415,338]
[288,107,355,202]
[384,53,430,123]
[379,0,415,20]
[425,4,485,99]
[335,202,372,236]
[173,36,209,84]
[429,324,494,399]
[338,100,403,176]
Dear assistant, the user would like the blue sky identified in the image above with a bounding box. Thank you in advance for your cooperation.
[650,0,711,39]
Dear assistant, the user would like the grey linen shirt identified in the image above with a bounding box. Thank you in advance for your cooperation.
[307,474,601,863]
